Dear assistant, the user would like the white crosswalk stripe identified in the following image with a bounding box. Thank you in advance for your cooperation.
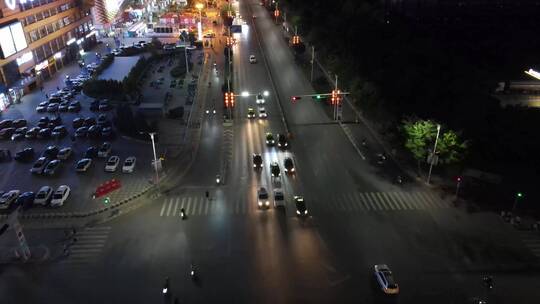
[59,226,111,266]
[159,195,259,216]
[331,191,448,213]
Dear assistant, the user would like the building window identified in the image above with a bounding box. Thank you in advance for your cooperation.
[46,24,54,34]
[35,48,45,62]
[26,15,36,25]
[36,12,44,22]
[29,30,39,43]
[63,17,72,25]
[43,43,52,58]
[50,8,57,16]
[39,27,47,38]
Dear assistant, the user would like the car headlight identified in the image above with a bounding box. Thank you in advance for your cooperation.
[304,210,308,214]
[265,201,269,206]
[296,210,301,215]
[253,164,256,167]
[258,201,262,206]
[291,168,295,172]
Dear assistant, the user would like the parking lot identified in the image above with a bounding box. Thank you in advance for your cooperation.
[0,52,153,214]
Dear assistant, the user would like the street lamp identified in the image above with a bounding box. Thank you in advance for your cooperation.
[140,132,160,188]
[195,3,204,41]
[426,124,441,185]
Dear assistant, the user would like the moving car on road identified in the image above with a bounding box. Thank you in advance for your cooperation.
[374,264,399,294]
[277,134,289,149]
[50,185,70,207]
[252,154,263,169]
[294,196,308,216]
[249,55,257,63]
[265,132,275,145]
[270,162,280,177]
[247,107,256,119]
[284,157,295,174]
[273,189,285,208]
[256,93,265,104]
[258,107,267,119]
[257,187,270,209]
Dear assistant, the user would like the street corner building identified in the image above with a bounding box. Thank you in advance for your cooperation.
[0,0,96,110]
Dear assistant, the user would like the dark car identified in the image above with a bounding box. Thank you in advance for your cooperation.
[84,117,96,127]
[0,119,13,129]
[68,101,81,112]
[14,148,34,162]
[0,127,15,139]
[37,117,50,128]
[11,132,25,141]
[277,134,289,149]
[99,100,111,111]
[265,132,275,146]
[270,162,280,177]
[72,117,84,128]
[37,128,52,139]
[47,103,59,113]
[58,101,69,112]
[25,127,40,139]
[51,125,68,138]
[294,196,308,216]
[48,116,62,128]
[43,159,61,175]
[12,119,27,128]
[48,97,62,103]
[36,105,47,112]
[252,154,263,169]
[101,126,114,138]
[87,125,102,138]
[97,114,108,125]
[84,146,98,158]
[41,146,59,159]
[15,192,35,209]
[75,126,88,138]
[284,157,295,174]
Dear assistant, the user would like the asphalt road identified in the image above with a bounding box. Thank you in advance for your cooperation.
[2,0,540,303]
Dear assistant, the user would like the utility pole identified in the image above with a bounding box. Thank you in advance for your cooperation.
[333,74,339,121]
[426,124,441,185]
[310,46,315,82]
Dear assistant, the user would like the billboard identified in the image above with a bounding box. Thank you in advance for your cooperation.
[0,21,28,59]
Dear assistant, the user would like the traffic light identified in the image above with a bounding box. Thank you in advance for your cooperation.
[312,95,323,101]
[224,92,230,108]
[331,90,338,105]
[103,197,110,205]
[291,96,301,102]
[516,192,524,198]
[230,92,235,107]
[456,176,462,182]
[336,90,341,104]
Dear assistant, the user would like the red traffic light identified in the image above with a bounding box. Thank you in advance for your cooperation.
[456,176,462,182]
[291,96,301,102]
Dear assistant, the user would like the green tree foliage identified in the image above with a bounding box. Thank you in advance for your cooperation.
[402,118,468,165]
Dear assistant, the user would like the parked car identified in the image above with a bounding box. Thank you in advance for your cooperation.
[84,146,98,158]
[12,119,27,128]
[90,100,100,111]
[88,125,102,138]
[122,156,136,173]
[101,127,114,138]
[41,146,59,159]
[97,114,108,125]
[49,116,62,127]
[75,126,88,138]
[36,103,46,112]
[57,147,73,160]
[98,142,112,158]
[51,125,68,138]
[43,159,61,175]
[0,127,15,139]
[50,185,70,207]
[58,101,69,112]
[14,148,34,162]
[72,117,84,128]
[47,103,59,112]
[15,192,35,209]
[374,264,399,294]
[37,128,51,139]
[34,186,53,206]
[25,127,40,139]
[104,156,120,172]
[0,119,13,129]
[99,100,111,111]
[84,117,96,127]
[37,117,50,128]
[30,157,49,174]
[75,158,92,172]
[11,127,27,141]
[0,190,20,210]
[68,101,81,112]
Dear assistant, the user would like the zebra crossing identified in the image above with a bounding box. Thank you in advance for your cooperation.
[519,231,540,259]
[59,226,111,266]
[159,196,245,217]
[325,191,449,212]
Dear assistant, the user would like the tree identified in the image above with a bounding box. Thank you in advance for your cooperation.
[402,118,468,174]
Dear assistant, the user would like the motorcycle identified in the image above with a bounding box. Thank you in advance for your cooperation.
[180,208,186,220]
[483,276,493,289]
[396,175,403,185]
[190,264,196,280]
[162,277,170,295]
[216,174,221,184]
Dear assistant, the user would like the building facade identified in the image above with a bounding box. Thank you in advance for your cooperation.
[0,0,96,109]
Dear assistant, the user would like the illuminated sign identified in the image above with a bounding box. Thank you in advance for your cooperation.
[0,21,28,59]
[85,30,96,38]
[525,69,540,81]
[16,52,33,66]
[54,52,62,59]
[35,60,48,71]
[67,38,76,45]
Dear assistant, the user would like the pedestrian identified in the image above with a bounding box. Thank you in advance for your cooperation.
[40,86,44,92]
[205,190,209,200]
[56,86,60,91]
[45,93,49,99]
[63,244,69,256]
[71,237,77,245]
[72,227,77,235]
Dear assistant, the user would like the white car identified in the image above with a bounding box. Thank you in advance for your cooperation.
[273,189,285,208]
[258,107,267,118]
[50,185,70,207]
[249,55,257,63]
[57,147,73,160]
[122,156,136,173]
[98,142,112,158]
[255,93,265,104]
[34,186,53,206]
[257,187,270,209]
[374,264,399,294]
[105,156,120,172]
[0,190,20,209]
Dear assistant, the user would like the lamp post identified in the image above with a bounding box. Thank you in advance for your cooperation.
[426,124,441,185]
[195,3,204,41]
[141,132,160,188]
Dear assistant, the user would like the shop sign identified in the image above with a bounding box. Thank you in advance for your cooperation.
[35,60,48,71]
[16,52,33,66]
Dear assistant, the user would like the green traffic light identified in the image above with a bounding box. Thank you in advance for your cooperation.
[104,197,110,204]
[516,192,524,198]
